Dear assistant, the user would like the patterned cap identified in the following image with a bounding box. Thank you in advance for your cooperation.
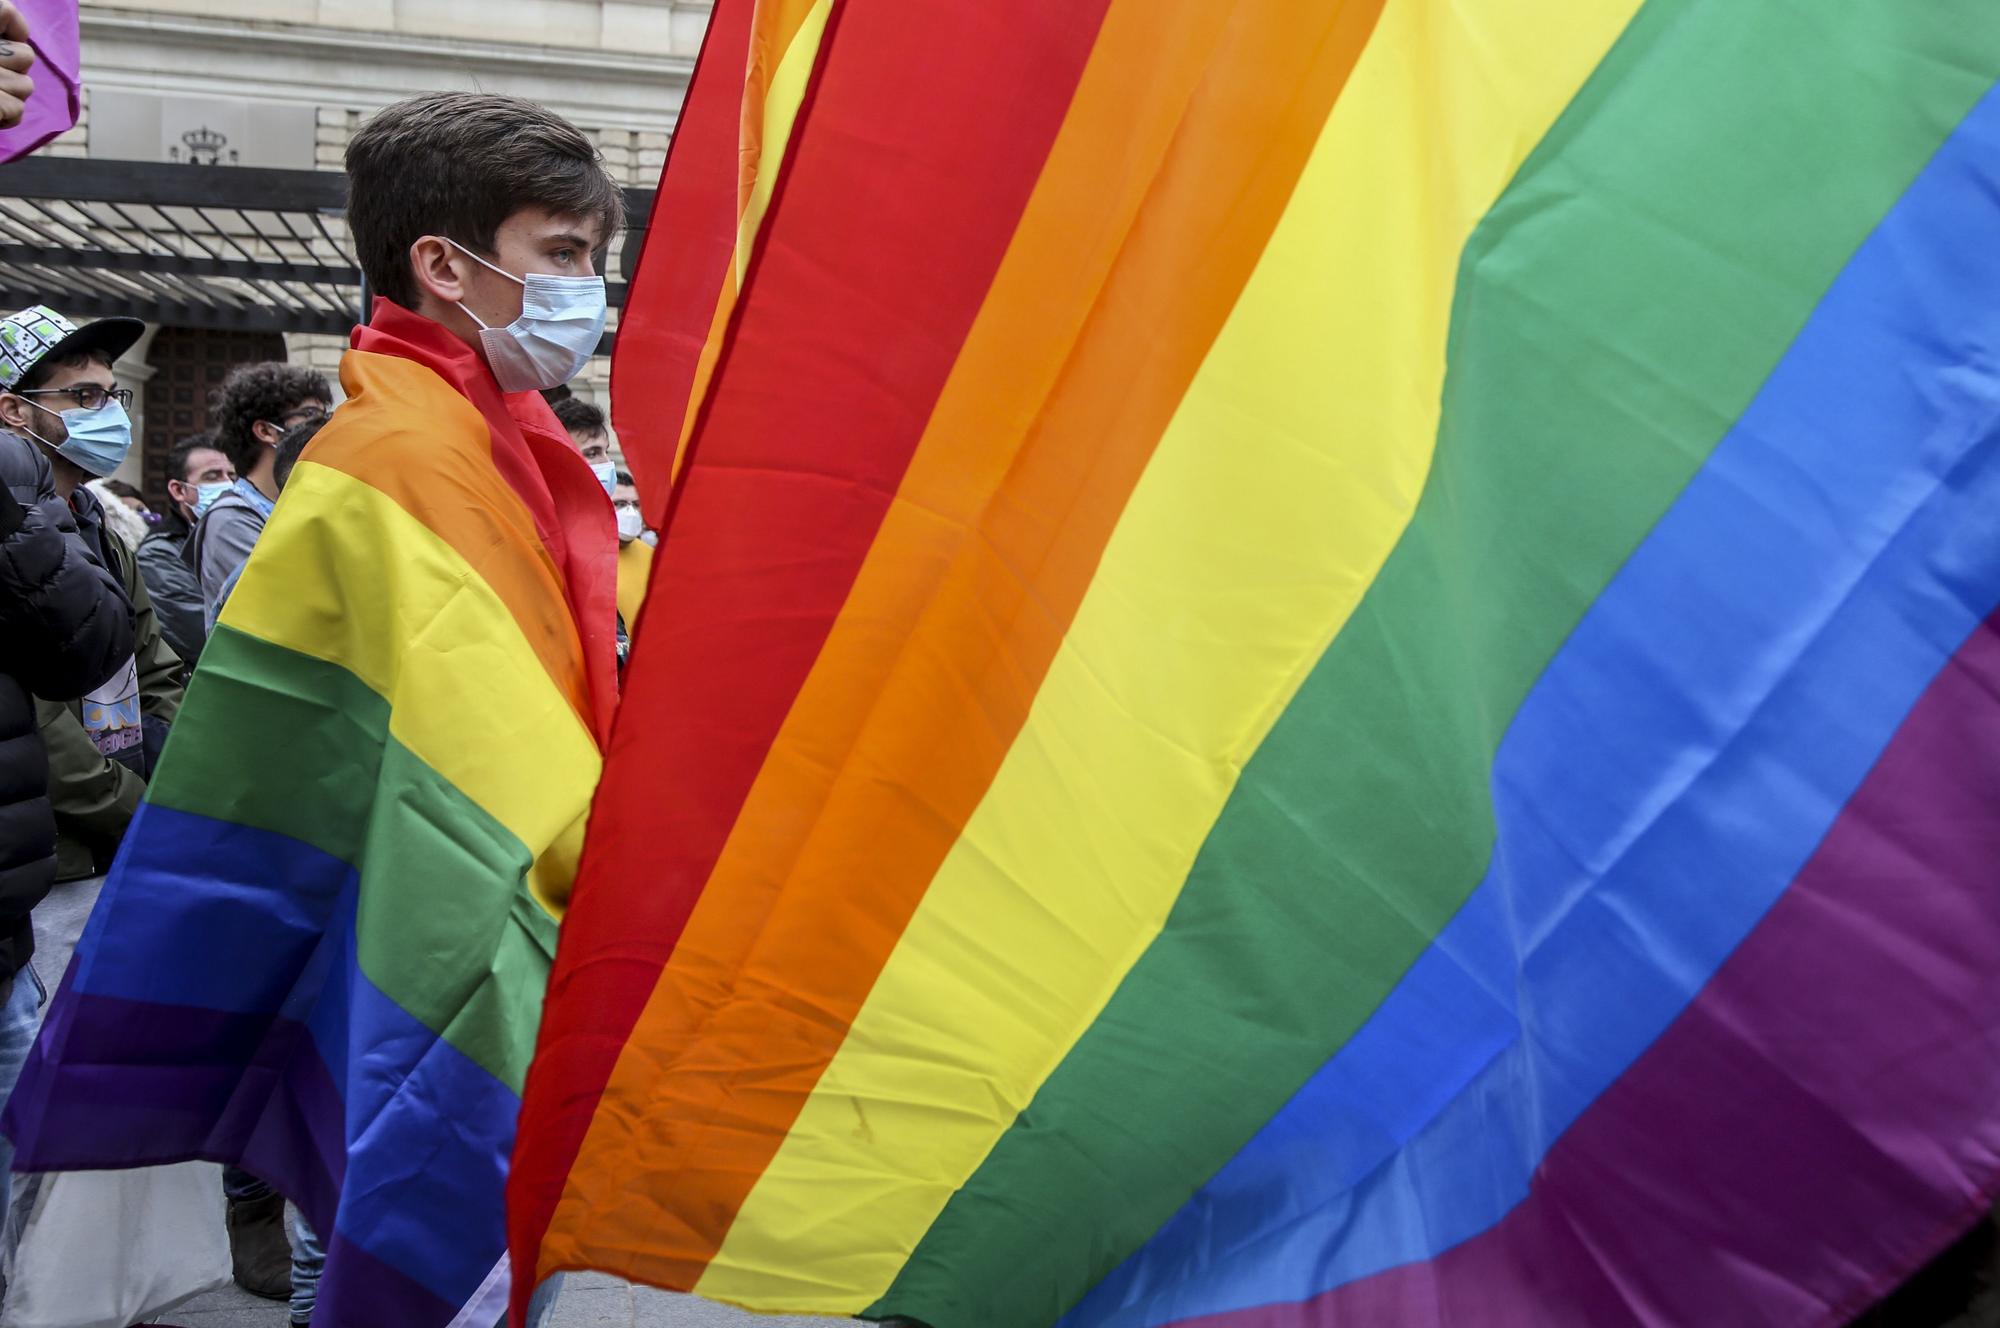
[0,305,146,391]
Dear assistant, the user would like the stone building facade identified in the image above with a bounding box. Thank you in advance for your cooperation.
[40,1,702,491]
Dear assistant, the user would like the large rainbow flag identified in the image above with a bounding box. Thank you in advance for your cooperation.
[5,302,617,1326]
[516,0,2000,1324]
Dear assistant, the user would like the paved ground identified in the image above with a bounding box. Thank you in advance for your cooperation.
[172,1271,839,1326]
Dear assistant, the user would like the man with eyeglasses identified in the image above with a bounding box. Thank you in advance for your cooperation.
[192,361,332,631]
[0,304,183,988]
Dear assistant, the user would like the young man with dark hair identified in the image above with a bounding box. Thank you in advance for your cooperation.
[1,95,623,1328]
[137,433,234,668]
[551,393,617,492]
[193,361,331,628]
[164,432,235,523]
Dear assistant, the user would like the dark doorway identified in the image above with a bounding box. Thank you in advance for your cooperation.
[139,326,285,506]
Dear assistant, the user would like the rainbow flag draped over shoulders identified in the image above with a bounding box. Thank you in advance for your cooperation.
[6,302,616,1326]
[517,1,2000,1324]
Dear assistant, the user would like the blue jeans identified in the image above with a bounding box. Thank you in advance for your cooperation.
[288,1211,324,1326]
[0,965,46,1277]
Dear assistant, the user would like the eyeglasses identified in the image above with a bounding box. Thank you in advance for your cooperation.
[273,407,329,430]
[16,384,132,412]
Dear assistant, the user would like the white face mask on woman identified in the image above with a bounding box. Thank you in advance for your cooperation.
[444,237,607,394]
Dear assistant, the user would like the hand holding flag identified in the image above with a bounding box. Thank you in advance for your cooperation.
[0,1,35,129]
[0,0,78,163]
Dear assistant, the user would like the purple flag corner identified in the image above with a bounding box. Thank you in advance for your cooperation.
[0,0,78,164]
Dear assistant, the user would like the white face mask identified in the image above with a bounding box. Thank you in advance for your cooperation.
[591,459,619,499]
[21,397,134,478]
[190,480,231,519]
[445,237,607,394]
[615,505,645,544]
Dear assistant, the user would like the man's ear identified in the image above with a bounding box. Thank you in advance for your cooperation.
[408,236,470,308]
[0,391,37,434]
[252,419,282,447]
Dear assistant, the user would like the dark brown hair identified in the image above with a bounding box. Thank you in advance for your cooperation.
[210,361,332,474]
[166,432,217,484]
[551,395,606,441]
[345,92,623,310]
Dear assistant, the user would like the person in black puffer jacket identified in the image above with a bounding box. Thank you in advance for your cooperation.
[0,431,132,1219]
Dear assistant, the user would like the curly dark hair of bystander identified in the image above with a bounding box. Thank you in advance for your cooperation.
[209,362,332,475]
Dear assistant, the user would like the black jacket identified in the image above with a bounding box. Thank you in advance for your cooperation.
[136,513,205,671]
[0,436,134,984]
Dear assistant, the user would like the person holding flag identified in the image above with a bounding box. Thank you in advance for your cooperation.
[2,91,622,1327]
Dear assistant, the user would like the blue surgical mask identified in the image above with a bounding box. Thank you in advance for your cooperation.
[192,481,231,519]
[446,238,607,394]
[591,459,618,499]
[24,398,133,478]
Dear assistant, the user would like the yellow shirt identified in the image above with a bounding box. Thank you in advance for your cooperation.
[616,537,655,630]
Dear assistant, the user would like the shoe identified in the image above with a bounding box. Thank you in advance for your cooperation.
[225,1190,292,1300]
